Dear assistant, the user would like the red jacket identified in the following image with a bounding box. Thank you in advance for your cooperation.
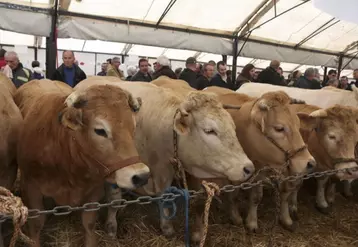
[0,58,6,69]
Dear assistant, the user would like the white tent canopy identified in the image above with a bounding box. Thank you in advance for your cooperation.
[0,0,357,74]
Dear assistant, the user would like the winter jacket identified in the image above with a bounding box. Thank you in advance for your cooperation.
[257,67,286,86]
[32,67,45,80]
[196,75,211,90]
[179,68,198,89]
[131,71,152,82]
[294,76,321,89]
[106,64,125,80]
[11,63,33,88]
[210,73,236,90]
[51,63,87,87]
[152,66,177,80]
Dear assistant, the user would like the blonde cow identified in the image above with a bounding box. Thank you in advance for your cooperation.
[73,76,255,243]
[237,83,358,198]
[155,79,316,233]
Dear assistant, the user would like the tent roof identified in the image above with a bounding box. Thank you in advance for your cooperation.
[0,0,358,70]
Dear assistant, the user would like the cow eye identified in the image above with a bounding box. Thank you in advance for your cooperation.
[328,134,336,140]
[94,128,108,138]
[274,126,285,132]
[204,129,217,135]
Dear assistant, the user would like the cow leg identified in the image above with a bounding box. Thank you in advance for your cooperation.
[279,190,297,232]
[22,182,44,247]
[191,199,205,243]
[342,180,353,198]
[326,182,336,204]
[159,208,175,237]
[82,211,98,247]
[315,177,330,214]
[245,185,263,233]
[104,184,121,238]
[289,189,299,221]
[226,191,242,226]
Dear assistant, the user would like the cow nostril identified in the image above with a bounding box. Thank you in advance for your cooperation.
[131,173,150,187]
[306,160,316,172]
[243,166,253,175]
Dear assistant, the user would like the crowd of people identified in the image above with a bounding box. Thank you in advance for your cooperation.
[1,47,357,92]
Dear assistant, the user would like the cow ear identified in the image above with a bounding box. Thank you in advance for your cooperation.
[128,94,142,113]
[173,106,191,135]
[297,112,318,131]
[59,107,83,130]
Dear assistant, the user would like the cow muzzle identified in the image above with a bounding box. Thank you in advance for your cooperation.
[106,157,151,190]
[335,162,358,181]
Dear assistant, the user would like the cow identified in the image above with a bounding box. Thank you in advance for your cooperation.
[0,73,22,191]
[14,80,150,247]
[237,83,358,198]
[153,80,316,234]
[289,103,358,214]
[73,76,255,243]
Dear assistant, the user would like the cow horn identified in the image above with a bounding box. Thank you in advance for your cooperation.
[223,104,241,110]
[64,92,78,107]
[290,98,306,104]
[258,99,270,111]
[309,109,327,118]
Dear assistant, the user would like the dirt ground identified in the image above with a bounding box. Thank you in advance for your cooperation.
[7,179,358,247]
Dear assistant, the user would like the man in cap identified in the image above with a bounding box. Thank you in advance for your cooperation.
[179,57,199,89]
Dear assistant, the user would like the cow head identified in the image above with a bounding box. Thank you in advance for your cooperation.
[61,85,150,189]
[236,91,316,175]
[297,105,358,180]
[173,91,255,182]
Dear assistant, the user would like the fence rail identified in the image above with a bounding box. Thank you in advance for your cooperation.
[0,166,356,222]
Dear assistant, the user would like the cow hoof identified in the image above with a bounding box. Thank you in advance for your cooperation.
[341,191,353,199]
[280,220,298,232]
[246,226,262,234]
[230,216,243,226]
[105,223,117,239]
[315,204,331,215]
[162,225,175,237]
[191,231,202,243]
[290,210,299,221]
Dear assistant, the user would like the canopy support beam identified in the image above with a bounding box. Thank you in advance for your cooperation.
[121,44,133,56]
[233,0,271,36]
[193,52,201,59]
[46,0,59,78]
[341,50,358,72]
[238,0,310,39]
[294,18,340,49]
[156,0,177,27]
[337,53,344,78]
[232,37,239,83]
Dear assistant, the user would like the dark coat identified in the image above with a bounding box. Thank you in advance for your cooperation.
[97,71,106,76]
[294,76,321,89]
[51,64,87,87]
[152,66,177,80]
[196,75,211,90]
[131,71,152,82]
[236,74,251,89]
[12,63,33,88]
[347,80,358,91]
[210,73,236,90]
[257,67,286,86]
[179,68,198,89]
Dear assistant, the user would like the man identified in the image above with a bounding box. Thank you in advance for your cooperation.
[196,63,215,90]
[348,69,358,89]
[339,76,350,90]
[51,50,86,87]
[179,57,198,88]
[257,60,286,86]
[131,58,152,82]
[126,66,137,81]
[210,61,236,90]
[107,57,125,80]
[322,69,337,87]
[31,60,44,80]
[152,55,176,80]
[97,62,108,76]
[0,48,6,70]
[208,60,217,73]
[4,51,32,88]
[293,67,321,89]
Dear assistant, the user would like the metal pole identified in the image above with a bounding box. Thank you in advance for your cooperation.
[341,50,358,71]
[94,53,97,75]
[237,31,252,57]
[323,66,328,82]
[222,55,227,64]
[34,47,38,61]
[232,37,239,84]
[337,53,344,78]
[46,0,59,79]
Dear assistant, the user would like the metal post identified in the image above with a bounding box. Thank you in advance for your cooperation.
[46,0,59,79]
[34,47,38,61]
[337,53,344,78]
[323,66,328,82]
[232,37,238,83]
[121,55,125,64]
[94,53,97,75]
[222,55,227,63]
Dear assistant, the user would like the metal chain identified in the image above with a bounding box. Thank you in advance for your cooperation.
[0,166,356,222]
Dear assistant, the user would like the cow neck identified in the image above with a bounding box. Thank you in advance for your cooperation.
[249,99,307,174]
[310,127,357,169]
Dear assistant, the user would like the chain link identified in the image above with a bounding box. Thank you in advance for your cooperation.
[0,166,356,221]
